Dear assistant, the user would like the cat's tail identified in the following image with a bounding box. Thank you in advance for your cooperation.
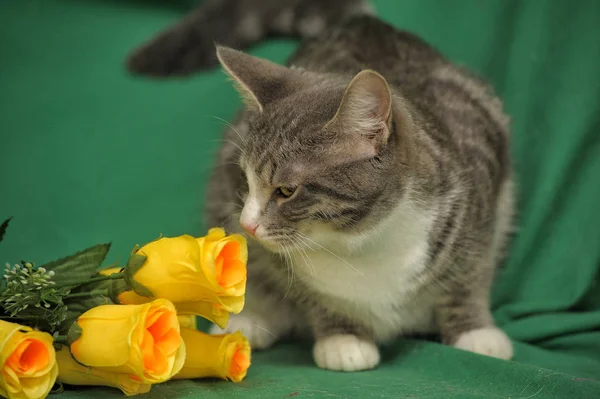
[126,0,374,78]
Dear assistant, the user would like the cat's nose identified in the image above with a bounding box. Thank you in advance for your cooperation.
[241,221,258,237]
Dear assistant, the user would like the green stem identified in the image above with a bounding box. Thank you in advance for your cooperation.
[64,289,109,299]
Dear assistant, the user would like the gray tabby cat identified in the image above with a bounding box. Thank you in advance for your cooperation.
[129,0,514,371]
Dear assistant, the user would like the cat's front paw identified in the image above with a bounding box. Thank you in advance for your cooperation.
[313,334,380,372]
[209,313,277,350]
[453,327,513,360]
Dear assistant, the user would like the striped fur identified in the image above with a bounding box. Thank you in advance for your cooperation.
[141,2,515,371]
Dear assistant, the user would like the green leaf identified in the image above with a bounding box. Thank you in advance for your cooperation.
[125,253,147,274]
[129,279,154,298]
[58,294,113,334]
[76,272,127,304]
[122,253,155,298]
[107,277,129,304]
[66,322,82,346]
[40,243,111,287]
[0,217,12,244]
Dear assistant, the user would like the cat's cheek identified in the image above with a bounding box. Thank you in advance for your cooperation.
[254,236,284,254]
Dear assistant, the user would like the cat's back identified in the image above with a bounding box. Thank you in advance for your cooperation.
[288,15,446,88]
[291,15,511,185]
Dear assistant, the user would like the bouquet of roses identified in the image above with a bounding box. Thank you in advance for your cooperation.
[0,217,251,398]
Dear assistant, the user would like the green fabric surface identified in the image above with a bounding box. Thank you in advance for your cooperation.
[1,0,599,398]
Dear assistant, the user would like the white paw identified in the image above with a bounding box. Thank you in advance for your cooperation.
[209,313,277,350]
[453,327,513,360]
[313,334,380,372]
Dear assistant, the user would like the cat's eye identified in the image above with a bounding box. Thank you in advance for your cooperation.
[276,186,296,198]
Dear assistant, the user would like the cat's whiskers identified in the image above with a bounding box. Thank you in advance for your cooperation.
[289,235,315,278]
[283,242,296,301]
[235,190,247,204]
[220,210,241,227]
[223,140,246,156]
[251,323,277,338]
[221,201,243,210]
[295,231,364,276]
[209,115,248,145]
[207,138,246,157]
[276,239,296,302]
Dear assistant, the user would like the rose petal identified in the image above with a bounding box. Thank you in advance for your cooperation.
[229,348,251,380]
[3,368,20,393]
[7,339,50,376]
[20,374,52,399]
[141,330,155,371]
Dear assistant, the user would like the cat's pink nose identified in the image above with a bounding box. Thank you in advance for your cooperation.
[241,221,258,237]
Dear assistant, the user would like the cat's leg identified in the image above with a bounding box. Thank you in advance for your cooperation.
[435,273,513,360]
[310,311,380,372]
[209,304,291,350]
[436,180,514,360]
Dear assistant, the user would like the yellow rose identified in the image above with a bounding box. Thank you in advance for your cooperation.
[98,270,230,329]
[69,299,185,384]
[56,348,151,396]
[196,228,247,299]
[172,329,251,382]
[0,320,57,399]
[107,229,247,328]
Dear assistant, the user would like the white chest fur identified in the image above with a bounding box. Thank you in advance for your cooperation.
[293,202,439,343]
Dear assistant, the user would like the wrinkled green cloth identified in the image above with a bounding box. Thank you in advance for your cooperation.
[1,0,598,397]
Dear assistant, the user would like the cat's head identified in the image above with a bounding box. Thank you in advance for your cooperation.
[217,47,414,253]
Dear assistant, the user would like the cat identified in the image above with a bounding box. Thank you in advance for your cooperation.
[128,0,515,371]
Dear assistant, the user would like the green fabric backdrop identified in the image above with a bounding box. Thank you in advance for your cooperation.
[1,0,599,397]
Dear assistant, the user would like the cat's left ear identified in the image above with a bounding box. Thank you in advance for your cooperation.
[216,46,305,112]
[325,70,394,158]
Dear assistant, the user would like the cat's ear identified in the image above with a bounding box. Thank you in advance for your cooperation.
[216,46,303,112]
[326,70,394,158]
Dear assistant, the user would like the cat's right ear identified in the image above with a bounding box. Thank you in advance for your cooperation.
[216,46,303,112]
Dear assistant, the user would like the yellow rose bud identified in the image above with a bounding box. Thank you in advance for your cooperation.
[106,289,230,329]
[56,348,151,396]
[172,329,251,382]
[117,229,247,327]
[196,228,247,298]
[0,320,58,399]
[70,299,185,384]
